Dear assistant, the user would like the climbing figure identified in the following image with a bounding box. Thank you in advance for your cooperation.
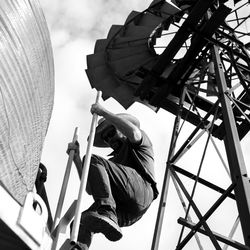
[68,103,158,249]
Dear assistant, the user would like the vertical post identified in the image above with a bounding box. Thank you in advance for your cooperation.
[151,88,187,250]
[52,127,78,232]
[151,164,171,250]
[70,91,101,243]
[212,44,250,247]
[51,127,78,250]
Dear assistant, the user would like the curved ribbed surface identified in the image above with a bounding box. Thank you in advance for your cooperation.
[0,0,54,204]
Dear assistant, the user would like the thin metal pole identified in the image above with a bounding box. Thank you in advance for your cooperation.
[172,166,234,250]
[222,216,240,250]
[52,127,78,232]
[212,44,250,247]
[70,91,101,243]
[151,87,187,250]
[171,176,204,249]
[210,136,230,178]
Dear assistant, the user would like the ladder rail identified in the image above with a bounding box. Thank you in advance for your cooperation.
[51,91,101,249]
[70,91,101,243]
[52,127,78,232]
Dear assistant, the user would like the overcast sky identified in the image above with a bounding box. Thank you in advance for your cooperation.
[39,1,250,249]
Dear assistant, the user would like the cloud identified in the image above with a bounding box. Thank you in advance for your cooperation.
[41,0,152,44]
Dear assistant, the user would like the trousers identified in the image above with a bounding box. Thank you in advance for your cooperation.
[85,154,154,227]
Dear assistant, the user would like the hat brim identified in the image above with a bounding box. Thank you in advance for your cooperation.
[93,113,140,148]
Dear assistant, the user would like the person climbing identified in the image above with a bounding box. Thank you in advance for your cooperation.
[67,102,158,249]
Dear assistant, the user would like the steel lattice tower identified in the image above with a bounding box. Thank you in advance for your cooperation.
[86,0,250,249]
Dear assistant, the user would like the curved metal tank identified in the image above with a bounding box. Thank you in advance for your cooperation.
[0,0,54,205]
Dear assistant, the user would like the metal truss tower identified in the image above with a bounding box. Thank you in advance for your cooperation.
[86,0,250,249]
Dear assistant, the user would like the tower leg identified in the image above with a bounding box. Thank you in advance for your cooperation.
[212,44,250,247]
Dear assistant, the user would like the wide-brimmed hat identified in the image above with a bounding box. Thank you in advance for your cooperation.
[93,113,140,147]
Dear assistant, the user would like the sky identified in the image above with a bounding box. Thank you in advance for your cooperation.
[39,1,250,249]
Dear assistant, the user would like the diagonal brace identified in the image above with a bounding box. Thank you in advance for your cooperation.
[170,166,235,250]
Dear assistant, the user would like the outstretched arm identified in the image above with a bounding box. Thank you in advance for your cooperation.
[91,103,142,144]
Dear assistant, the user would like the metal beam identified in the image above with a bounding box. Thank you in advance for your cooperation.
[135,0,216,99]
[170,166,223,249]
[150,4,231,105]
[212,44,250,247]
[178,218,250,250]
[172,165,236,200]
[151,88,187,250]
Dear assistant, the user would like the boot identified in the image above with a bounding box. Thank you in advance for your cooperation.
[80,206,122,241]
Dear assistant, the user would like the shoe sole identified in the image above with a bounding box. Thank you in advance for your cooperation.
[81,211,122,241]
